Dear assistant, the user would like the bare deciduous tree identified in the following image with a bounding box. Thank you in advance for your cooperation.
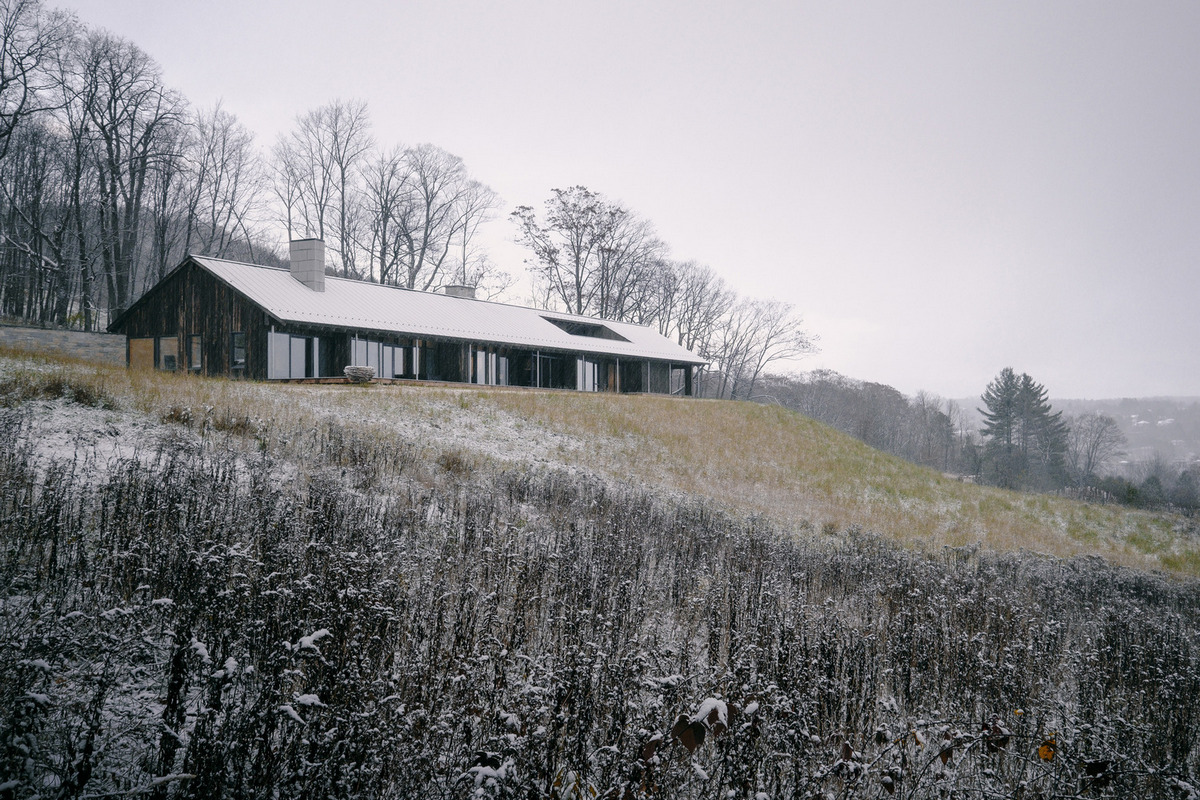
[182,102,263,260]
[0,120,73,322]
[447,177,508,295]
[709,298,817,400]
[270,136,302,242]
[592,210,665,322]
[273,99,372,277]
[0,0,72,158]
[1066,412,1126,483]
[361,145,406,285]
[77,30,184,317]
[144,115,187,282]
[656,260,732,358]
[358,143,499,291]
[324,99,372,278]
[393,143,496,291]
[512,185,663,321]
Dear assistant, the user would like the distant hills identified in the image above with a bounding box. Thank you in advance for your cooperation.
[1056,397,1200,470]
[958,395,1200,471]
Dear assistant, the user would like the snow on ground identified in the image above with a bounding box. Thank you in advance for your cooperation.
[2,356,654,505]
[14,398,198,476]
[302,386,596,466]
[270,382,669,485]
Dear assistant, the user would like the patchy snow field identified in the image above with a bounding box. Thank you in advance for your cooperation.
[18,398,189,468]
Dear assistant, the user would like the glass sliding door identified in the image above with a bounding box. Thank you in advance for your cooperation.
[269,332,321,379]
[268,332,290,379]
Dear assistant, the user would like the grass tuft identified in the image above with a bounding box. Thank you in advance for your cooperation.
[0,365,118,409]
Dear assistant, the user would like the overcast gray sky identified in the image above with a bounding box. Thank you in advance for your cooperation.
[68,0,1200,399]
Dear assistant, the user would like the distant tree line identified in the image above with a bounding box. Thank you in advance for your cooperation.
[979,368,1198,512]
[757,370,971,473]
[1088,455,1200,514]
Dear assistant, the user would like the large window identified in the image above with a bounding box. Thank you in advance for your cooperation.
[290,336,307,377]
[268,332,290,379]
[576,358,598,392]
[158,337,178,371]
[269,332,320,379]
[472,347,509,386]
[231,332,246,371]
[351,336,408,379]
[189,335,202,372]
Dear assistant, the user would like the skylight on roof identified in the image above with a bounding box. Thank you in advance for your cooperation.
[542,316,630,342]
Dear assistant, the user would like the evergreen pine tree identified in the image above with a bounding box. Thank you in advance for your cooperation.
[979,368,1069,490]
[1172,469,1199,513]
[979,367,1023,488]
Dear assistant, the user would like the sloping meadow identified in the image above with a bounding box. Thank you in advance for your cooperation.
[2,401,1199,799]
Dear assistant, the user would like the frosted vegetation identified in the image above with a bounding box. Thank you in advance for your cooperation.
[2,352,1199,798]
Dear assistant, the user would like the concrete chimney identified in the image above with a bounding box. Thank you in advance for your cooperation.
[443,284,476,300]
[289,238,325,292]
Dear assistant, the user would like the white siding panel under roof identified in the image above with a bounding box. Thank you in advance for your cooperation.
[194,256,705,364]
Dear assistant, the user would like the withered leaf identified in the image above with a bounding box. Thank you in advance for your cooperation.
[706,705,726,736]
[640,734,663,764]
[672,715,705,753]
[939,732,954,765]
[983,721,1010,752]
[670,714,689,742]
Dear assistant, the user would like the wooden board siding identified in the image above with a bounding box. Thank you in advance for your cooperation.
[111,260,274,380]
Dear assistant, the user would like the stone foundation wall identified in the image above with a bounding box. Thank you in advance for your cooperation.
[0,324,126,366]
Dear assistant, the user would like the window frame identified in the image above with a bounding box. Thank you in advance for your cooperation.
[189,335,202,372]
[231,332,247,371]
[158,336,178,371]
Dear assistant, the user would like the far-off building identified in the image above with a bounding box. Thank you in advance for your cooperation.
[108,240,705,395]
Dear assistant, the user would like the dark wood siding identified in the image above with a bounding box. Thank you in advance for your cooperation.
[110,260,273,380]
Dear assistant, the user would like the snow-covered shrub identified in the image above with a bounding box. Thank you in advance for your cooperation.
[1,404,1198,798]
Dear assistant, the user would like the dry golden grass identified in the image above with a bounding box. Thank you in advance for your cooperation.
[5,343,1197,576]
[474,390,1200,575]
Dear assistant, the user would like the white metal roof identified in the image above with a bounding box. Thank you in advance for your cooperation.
[192,256,706,364]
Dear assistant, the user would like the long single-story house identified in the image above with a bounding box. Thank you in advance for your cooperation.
[108,240,705,395]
